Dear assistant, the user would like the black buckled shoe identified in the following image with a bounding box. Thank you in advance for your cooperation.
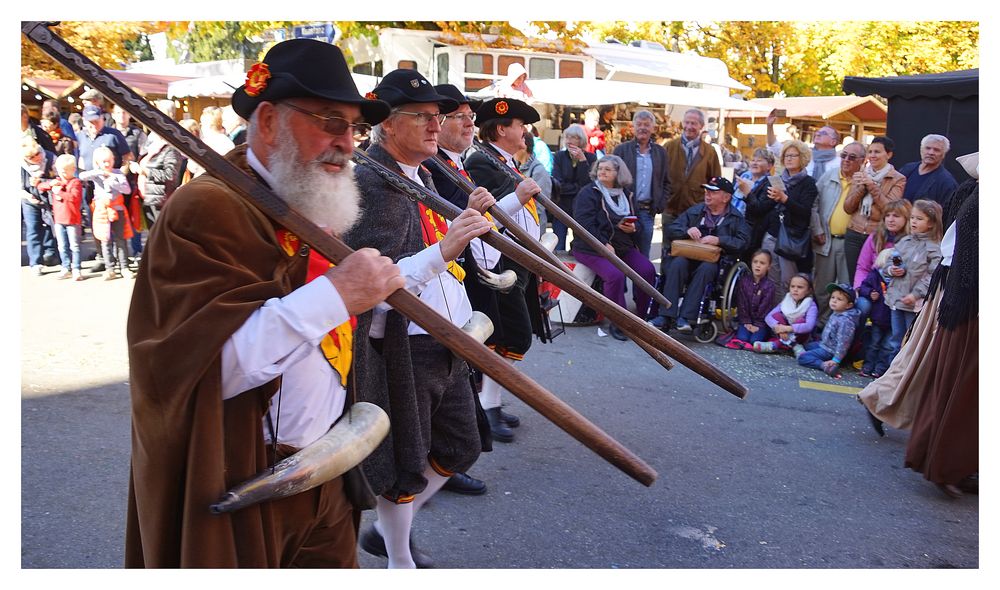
[443,472,487,495]
[500,408,520,428]
[359,526,434,568]
[484,407,514,442]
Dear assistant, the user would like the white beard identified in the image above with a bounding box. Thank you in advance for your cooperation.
[268,132,361,237]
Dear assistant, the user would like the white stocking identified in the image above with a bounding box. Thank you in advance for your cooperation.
[373,496,415,569]
[411,463,450,514]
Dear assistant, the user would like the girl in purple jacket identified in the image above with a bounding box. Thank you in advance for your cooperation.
[754,273,818,353]
[725,250,778,349]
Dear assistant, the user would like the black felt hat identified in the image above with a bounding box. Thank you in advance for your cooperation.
[433,84,471,111]
[475,98,540,125]
[231,39,390,124]
[371,70,458,112]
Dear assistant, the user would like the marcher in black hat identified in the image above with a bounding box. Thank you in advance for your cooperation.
[125,37,406,568]
[347,68,496,568]
[462,96,546,444]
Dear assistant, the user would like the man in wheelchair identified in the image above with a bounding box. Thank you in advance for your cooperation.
[652,177,750,334]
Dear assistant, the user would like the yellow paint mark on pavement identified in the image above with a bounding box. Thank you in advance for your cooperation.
[799,380,862,395]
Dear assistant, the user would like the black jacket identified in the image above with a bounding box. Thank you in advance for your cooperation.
[745,174,818,239]
[140,145,184,208]
[666,202,750,258]
[551,149,596,208]
[571,181,637,256]
[612,140,671,214]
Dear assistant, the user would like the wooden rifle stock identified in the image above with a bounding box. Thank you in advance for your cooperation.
[423,154,675,373]
[20,21,658,486]
[470,138,674,313]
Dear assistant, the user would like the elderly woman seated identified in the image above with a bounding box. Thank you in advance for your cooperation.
[652,177,750,333]
[571,154,657,340]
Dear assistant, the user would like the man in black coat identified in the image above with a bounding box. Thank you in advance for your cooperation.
[613,109,671,257]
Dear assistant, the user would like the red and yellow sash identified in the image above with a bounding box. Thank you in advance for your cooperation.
[276,229,357,386]
[417,203,466,283]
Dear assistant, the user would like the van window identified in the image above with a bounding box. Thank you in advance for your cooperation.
[465,53,493,75]
[436,53,450,85]
[529,58,555,80]
[498,55,525,77]
[558,60,584,79]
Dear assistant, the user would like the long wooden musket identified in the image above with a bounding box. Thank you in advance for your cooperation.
[356,149,749,396]
[421,152,675,373]
[470,138,674,313]
[353,148,751,397]
[20,21,657,487]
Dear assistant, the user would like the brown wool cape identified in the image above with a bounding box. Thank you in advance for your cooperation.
[125,146,312,567]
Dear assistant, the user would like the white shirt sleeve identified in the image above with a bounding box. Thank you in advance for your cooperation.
[469,234,502,270]
[496,192,523,218]
[368,243,449,338]
[221,277,350,400]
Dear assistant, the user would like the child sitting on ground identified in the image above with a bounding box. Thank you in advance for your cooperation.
[797,283,861,379]
[858,249,894,378]
[725,249,777,349]
[37,154,84,280]
[754,273,817,353]
[79,147,133,280]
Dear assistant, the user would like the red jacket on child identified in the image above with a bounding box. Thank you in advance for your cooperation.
[38,177,83,225]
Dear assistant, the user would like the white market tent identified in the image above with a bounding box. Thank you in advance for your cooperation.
[583,43,750,91]
[521,78,770,111]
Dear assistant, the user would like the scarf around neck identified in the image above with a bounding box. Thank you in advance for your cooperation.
[681,134,701,175]
[781,168,809,193]
[780,293,813,323]
[596,181,630,218]
[860,163,894,218]
[811,148,836,180]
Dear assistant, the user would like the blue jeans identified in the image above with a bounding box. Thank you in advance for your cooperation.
[735,324,769,344]
[888,309,917,362]
[54,223,82,271]
[21,201,45,267]
[797,341,835,370]
[634,208,655,258]
[863,323,893,375]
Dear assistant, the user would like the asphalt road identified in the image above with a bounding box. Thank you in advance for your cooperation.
[20,252,979,572]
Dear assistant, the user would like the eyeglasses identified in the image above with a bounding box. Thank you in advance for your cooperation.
[281,103,371,140]
[393,110,446,126]
[783,153,801,159]
[839,153,863,161]
[443,112,476,124]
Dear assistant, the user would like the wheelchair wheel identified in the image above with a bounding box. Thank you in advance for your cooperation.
[720,261,750,332]
[694,320,718,344]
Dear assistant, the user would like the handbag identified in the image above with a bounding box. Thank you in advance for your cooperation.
[774,207,810,261]
[670,239,721,263]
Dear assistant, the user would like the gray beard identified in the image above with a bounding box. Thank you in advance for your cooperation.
[269,133,361,237]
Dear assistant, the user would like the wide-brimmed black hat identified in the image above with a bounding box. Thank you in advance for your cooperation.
[231,39,390,124]
[370,70,458,112]
[433,84,472,112]
[475,98,539,125]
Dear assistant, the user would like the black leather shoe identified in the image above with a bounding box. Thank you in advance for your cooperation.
[864,407,885,437]
[484,407,514,442]
[608,324,628,341]
[443,472,487,495]
[500,408,520,428]
[359,526,434,568]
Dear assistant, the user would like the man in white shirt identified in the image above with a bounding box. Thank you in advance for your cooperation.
[126,39,403,568]
[346,69,495,569]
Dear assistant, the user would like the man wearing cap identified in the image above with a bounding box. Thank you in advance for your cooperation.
[463,97,544,443]
[345,69,495,569]
[125,38,404,568]
[657,176,750,333]
[77,103,131,244]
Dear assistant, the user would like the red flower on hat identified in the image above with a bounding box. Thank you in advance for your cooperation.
[365,92,378,100]
[495,101,509,115]
[244,62,271,97]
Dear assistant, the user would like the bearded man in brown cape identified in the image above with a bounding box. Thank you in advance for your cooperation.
[125,39,403,568]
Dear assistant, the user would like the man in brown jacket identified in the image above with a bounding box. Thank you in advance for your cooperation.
[663,108,722,266]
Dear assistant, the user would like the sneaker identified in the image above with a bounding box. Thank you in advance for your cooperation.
[675,317,692,333]
[122,268,135,280]
[31,265,43,276]
[104,270,118,281]
[792,344,805,358]
[72,270,84,281]
[824,363,842,380]
[858,368,876,378]
[57,269,72,280]
[724,338,747,350]
[648,316,668,330]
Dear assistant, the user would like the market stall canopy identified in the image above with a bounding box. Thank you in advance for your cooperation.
[22,77,82,102]
[584,43,750,91]
[843,69,978,100]
[496,78,770,111]
[168,72,381,98]
[726,95,887,122]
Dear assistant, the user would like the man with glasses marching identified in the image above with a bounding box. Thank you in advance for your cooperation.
[345,69,495,568]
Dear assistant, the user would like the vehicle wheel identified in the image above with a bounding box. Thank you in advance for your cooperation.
[721,262,749,332]
[694,321,719,344]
